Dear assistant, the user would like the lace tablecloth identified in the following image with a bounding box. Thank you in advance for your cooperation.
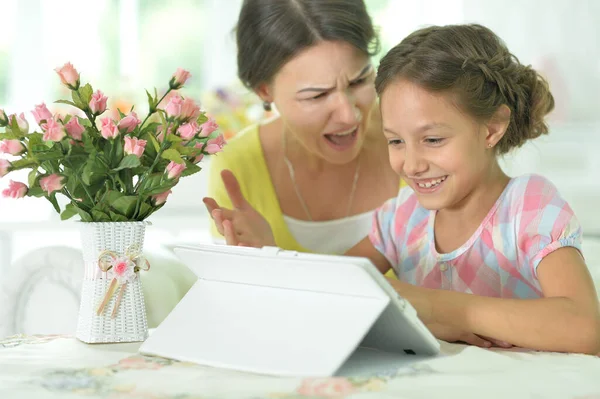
[1,334,599,399]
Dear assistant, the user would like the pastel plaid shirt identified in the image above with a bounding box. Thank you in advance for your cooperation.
[369,174,582,298]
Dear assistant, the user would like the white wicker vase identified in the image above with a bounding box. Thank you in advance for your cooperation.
[75,221,149,343]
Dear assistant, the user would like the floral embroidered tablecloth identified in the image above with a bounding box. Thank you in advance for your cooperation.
[1,334,599,399]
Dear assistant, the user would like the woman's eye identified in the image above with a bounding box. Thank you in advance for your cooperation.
[350,78,367,87]
[310,92,327,100]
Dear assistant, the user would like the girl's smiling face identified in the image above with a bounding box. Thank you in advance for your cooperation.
[380,79,507,211]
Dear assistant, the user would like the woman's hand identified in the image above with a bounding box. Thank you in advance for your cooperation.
[203,169,276,248]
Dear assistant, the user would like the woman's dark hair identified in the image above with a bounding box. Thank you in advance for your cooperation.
[375,24,555,154]
[236,0,380,90]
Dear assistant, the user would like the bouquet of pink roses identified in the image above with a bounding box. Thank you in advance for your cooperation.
[0,63,225,222]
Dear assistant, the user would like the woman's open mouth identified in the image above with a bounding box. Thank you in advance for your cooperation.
[324,127,358,151]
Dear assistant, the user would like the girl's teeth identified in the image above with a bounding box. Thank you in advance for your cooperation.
[417,176,446,188]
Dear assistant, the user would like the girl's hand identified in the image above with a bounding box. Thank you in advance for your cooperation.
[203,169,276,248]
[427,323,493,348]
[427,323,513,348]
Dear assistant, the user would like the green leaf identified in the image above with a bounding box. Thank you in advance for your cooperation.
[137,201,153,220]
[113,154,141,171]
[47,194,61,213]
[26,187,46,198]
[92,209,111,222]
[196,112,208,125]
[60,203,78,221]
[72,90,85,109]
[75,207,93,222]
[78,84,94,105]
[146,89,156,111]
[161,148,184,164]
[147,133,160,153]
[0,132,19,140]
[109,210,128,222]
[55,99,78,108]
[9,158,37,170]
[28,169,38,187]
[145,181,176,196]
[110,195,138,218]
[181,162,201,177]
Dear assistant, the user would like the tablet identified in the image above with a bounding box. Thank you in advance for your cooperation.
[139,244,440,376]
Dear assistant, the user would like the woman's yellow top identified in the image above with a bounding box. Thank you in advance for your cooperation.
[207,125,400,278]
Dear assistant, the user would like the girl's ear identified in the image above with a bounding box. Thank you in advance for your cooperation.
[485,104,511,148]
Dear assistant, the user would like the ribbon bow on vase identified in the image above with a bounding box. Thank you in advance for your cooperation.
[96,245,150,318]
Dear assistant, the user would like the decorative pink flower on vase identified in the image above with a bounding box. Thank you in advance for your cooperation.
[0,139,25,155]
[297,378,356,398]
[55,62,80,89]
[10,113,29,134]
[165,95,183,119]
[177,121,199,141]
[0,159,11,177]
[1,180,28,199]
[100,117,119,140]
[31,103,53,127]
[39,174,65,195]
[152,189,172,205]
[42,118,67,142]
[123,136,147,158]
[198,118,218,137]
[64,117,85,140]
[204,134,226,154]
[166,161,186,180]
[118,111,141,133]
[111,257,136,284]
[89,90,108,115]
[170,68,191,89]
[179,98,201,122]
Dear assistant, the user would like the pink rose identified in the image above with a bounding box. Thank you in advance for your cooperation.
[31,103,53,127]
[55,62,80,89]
[89,90,108,115]
[0,109,7,125]
[199,118,218,137]
[0,139,25,155]
[0,159,11,177]
[170,68,191,89]
[10,113,29,133]
[42,118,67,142]
[179,98,201,122]
[165,95,183,119]
[177,121,199,141]
[152,189,172,205]
[204,133,226,154]
[192,142,204,164]
[166,161,186,180]
[64,117,85,140]
[123,136,147,158]
[297,378,356,398]
[39,174,65,195]
[2,180,28,199]
[118,111,141,133]
[100,117,119,140]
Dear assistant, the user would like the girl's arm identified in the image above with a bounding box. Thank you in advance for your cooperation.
[388,247,600,354]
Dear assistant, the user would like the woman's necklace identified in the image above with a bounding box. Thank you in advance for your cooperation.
[281,129,361,221]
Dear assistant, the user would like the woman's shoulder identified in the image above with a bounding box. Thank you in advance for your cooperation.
[210,124,262,169]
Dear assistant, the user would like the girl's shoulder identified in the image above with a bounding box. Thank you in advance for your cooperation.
[503,174,566,210]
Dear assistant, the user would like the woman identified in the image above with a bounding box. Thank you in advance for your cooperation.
[204,0,400,272]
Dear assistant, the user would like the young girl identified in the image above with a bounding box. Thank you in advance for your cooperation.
[206,24,600,354]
